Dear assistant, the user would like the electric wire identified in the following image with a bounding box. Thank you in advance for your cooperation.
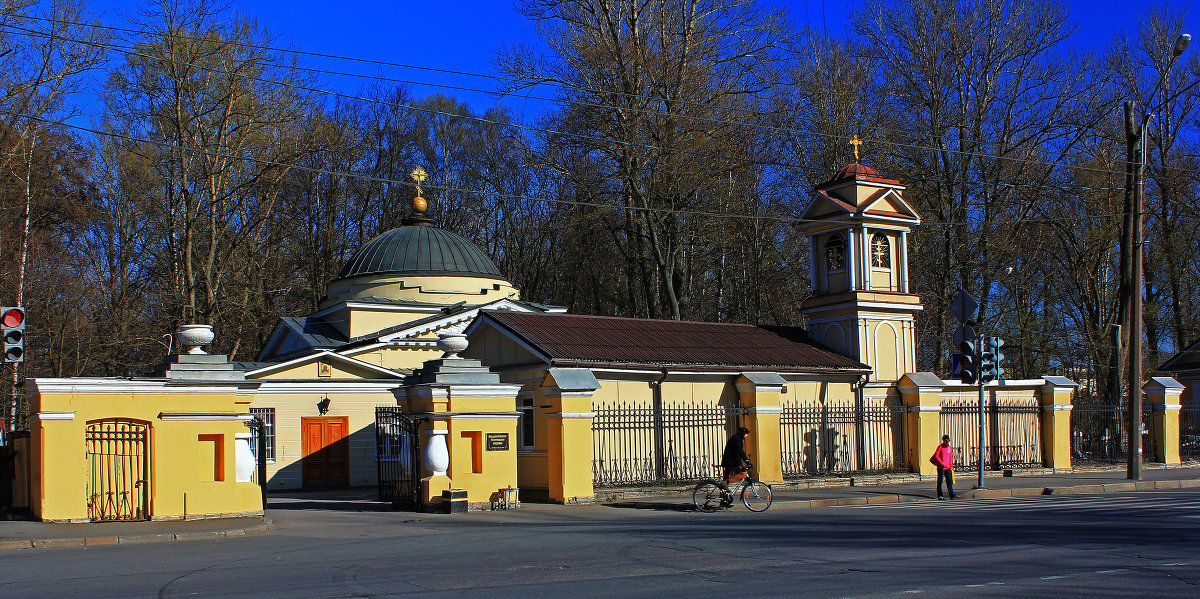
[0,18,1192,224]
[6,13,1189,182]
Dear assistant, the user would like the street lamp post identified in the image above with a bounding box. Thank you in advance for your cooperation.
[1125,32,1191,481]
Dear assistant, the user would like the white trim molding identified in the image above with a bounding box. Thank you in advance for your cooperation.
[546,412,596,419]
[1149,404,1182,412]
[1041,404,1074,412]
[159,412,255,422]
[908,405,942,413]
[744,406,783,415]
[36,411,75,421]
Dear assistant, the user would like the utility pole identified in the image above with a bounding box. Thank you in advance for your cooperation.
[1123,33,1191,481]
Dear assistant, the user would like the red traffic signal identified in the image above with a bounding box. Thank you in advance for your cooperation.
[2,307,23,328]
[2,306,24,363]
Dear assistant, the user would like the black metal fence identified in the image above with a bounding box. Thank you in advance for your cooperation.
[940,397,1042,471]
[592,402,746,486]
[779,402,906,477]
[1180,401,1199,462]
[1070,400,1157,465]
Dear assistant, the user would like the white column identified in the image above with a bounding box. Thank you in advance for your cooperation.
[900,230,910,293]
[808,235,818,292]
[846,227,857,291]
[862,227,871,291]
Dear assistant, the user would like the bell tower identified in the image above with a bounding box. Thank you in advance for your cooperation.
[797,150,922,384]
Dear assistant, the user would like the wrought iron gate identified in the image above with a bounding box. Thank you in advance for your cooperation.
[376,407,422,506]
[85,419,149,522]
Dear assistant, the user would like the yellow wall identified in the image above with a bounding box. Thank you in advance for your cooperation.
[29,380,262,522]
[249,386,400,489]
[326,275,518,324]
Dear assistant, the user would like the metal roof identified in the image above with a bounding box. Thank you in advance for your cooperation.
[337,225,504,280]
[481,311,871,373]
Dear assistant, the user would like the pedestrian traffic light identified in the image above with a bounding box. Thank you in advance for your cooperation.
[1,306,24,363]
[958,340,978,385]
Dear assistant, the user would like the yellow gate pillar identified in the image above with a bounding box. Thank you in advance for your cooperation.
[736,372,786,484]
[400,337,522,511]
[1144,376,1184,465]
[541,368,601,503]
[1039,376,1077,470]
[898,373,946,476]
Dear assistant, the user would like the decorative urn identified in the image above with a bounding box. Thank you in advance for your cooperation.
[176,324,215,354]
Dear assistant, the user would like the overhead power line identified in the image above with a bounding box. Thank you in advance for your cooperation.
[6,14,1190,182]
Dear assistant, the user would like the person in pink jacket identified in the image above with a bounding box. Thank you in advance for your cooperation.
[929,434,956,500]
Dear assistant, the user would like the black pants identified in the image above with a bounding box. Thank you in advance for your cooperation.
[937,467,955,499]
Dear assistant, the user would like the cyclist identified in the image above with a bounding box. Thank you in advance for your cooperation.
[718,426,752,506]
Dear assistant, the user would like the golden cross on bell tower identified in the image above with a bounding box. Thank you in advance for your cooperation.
[849,134,864,162]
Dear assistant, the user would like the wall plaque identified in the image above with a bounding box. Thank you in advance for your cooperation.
[486,432,509,451]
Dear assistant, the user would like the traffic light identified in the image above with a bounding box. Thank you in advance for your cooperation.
[1,306,24,363]
[980,336,1004,383]
[958,340,978,385]
[982,336,1005,382]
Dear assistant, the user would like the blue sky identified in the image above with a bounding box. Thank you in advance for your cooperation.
[81,0,1200,117]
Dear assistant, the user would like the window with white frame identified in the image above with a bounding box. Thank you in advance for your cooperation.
[249,407,275,462]
[518,393,535,450]
[871,233,891,268]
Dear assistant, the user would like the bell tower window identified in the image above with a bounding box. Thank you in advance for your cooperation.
[826,234,846,271]
[871,233,891,268]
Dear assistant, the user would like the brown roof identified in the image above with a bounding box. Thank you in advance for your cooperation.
[1159,338,1200,372]
[480,311,871,373]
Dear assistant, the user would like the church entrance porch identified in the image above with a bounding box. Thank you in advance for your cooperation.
[302,417,350,488]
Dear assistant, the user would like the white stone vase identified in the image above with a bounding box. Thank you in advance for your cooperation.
[437,332,469,359]
[176,324,215,354]
[424,430,450,476]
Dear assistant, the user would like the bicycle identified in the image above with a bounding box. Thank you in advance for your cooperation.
[692,465,773,512]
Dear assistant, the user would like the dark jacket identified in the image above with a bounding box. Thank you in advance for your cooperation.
[721,433,750,471]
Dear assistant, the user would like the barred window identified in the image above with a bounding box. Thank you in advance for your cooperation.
[249,407,275,462]
[871,233,891,268]
[826,234,846,271]
[518,394,535,450]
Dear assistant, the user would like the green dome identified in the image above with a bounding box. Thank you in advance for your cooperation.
[337,225,504,280]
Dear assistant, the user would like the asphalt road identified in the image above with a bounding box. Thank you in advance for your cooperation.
[0,489,1197,598]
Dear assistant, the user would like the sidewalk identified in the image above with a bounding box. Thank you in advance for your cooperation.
[603,465,1200,509]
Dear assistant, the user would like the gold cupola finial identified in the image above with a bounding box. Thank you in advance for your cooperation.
[410,167,429,214]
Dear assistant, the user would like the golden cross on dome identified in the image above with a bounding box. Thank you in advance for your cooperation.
[410,167,428,196]
[849,134,864,162]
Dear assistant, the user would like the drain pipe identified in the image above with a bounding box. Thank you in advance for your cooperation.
[854,373,869,472]
[651,369,669,480]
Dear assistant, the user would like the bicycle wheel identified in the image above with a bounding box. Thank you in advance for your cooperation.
[741,481,773,512]
[693,480,724,512]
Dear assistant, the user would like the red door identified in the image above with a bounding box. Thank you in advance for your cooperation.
[302,417,350,488]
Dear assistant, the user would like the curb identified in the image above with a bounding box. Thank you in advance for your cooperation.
[619,478,1200,510]
[0,517,272,551]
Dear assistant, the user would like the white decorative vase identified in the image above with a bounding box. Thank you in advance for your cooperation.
[177,324,215,354]
[424,430,450,476]
[437,332,469,359]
